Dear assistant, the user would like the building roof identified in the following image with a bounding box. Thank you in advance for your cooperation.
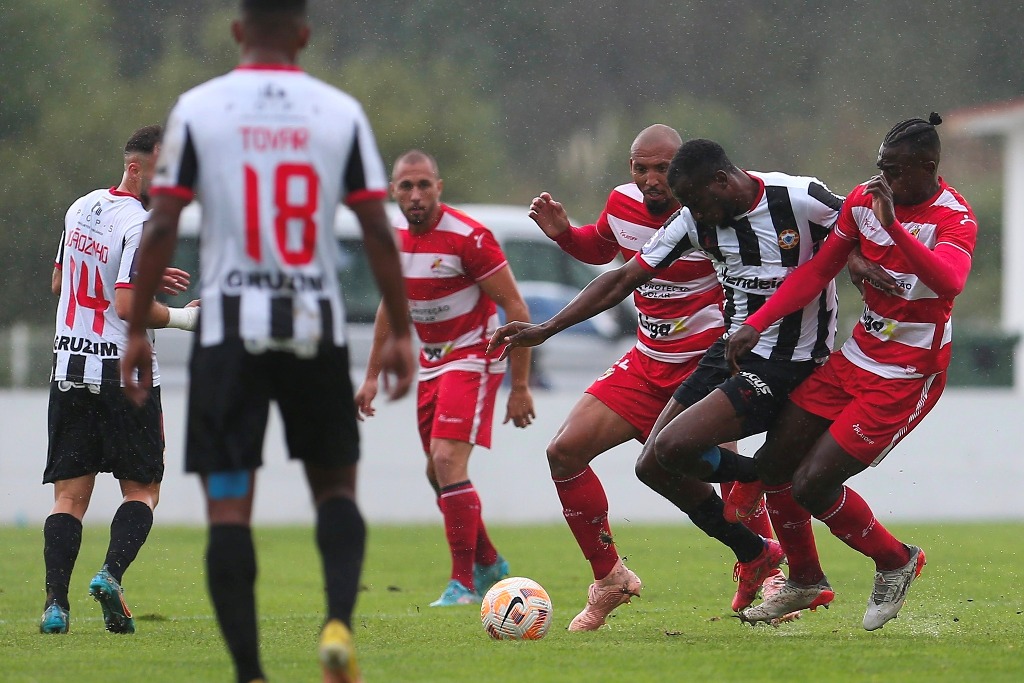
[947,99,1024,136]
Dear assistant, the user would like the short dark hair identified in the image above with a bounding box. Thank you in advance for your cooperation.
[883,112,942,157]
[393,149,440,178]
[667,139,736,188]
[241,0,306,15]
[124,125,162,156]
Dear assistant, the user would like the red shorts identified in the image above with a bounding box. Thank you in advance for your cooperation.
[416,369,504,453]
[585,346,701,442]
[789,351,946,466]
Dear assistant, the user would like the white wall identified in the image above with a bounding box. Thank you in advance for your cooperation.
[2,383,1022,527]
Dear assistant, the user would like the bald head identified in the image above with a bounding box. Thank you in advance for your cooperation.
[629,125,682,216]
[631,124,682,158]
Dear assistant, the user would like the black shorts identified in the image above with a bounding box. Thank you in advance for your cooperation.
[185,339,360,474]
[44,382,164,484]
[672,338,821,437]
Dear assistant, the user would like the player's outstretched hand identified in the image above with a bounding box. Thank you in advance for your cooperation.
[847,249,900,296]
[378,333,415,401]
[487,321,550,360]
[864,174,897,229]
[504,386,536,429]
[724,325,760,376]
[354,377,378,421]
[122,332,154,406]
[159,267,191,296]
[528,192,570,239]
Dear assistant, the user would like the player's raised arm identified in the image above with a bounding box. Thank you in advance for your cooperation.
[488,257,652,358]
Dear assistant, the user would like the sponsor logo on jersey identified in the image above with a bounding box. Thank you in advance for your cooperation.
[421,342,454,362]
[53,335,118,357]
[636,281,692,299]
[720,274,785,291]
[860,311,899,340]
[638,313,688,340]
[777,229,799,249]
[410,305,452,324]
[224,269,324,292]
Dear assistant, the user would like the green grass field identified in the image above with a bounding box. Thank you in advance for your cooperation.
[1,522,1021,682]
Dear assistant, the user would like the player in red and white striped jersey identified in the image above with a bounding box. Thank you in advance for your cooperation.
[40,125,199,636]
[526,126,778,630]
[727,114,975,630]
[122,2,414,681]
[356,150,535,608]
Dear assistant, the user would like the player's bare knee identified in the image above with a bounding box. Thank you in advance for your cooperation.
[546,436,586,478]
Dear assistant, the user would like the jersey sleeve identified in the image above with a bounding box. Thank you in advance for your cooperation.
[54,230,66,269]
[636,209,697,272]
[462,227,509,282]
[118,223,144,289]
[151,99,198,202]
[342,106,388,206]
[805,178,844,233]
[553,216,620,265]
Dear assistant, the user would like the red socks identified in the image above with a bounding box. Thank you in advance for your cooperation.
[764,484,825,585]
[818,486,910,571]
[720,481,774,540]
[553,467,618,580]
[438,481,482,590]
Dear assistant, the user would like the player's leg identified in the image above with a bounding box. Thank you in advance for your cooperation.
[796,367,942,630]
[547,392,643,630]
[430,437,483,603]
[203,472,263,683]
[87,479,160,635]
[41,474,95,633]
[549,394,640,577]
[187,340,270,683]
[736,401,837,624]
[90,385,166,633]
[41,383,100,634]
[636,395,779,610]
[277,343,366,682]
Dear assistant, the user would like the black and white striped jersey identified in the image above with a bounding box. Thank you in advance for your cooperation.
[151,64,389,354]
[52,187,159,386]
[637,171,843,362]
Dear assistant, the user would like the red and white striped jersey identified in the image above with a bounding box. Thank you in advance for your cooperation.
[593,183,724,363]
[151,64,388,354]
[52,187,158,386]
[836,178,976,378]
[398,205,508,380]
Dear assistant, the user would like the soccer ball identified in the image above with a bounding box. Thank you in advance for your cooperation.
[480,577,552,640]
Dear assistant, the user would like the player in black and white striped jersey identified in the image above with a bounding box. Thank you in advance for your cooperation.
[490,138,850,615]
[121,2,414,681]
[41,124,200,636]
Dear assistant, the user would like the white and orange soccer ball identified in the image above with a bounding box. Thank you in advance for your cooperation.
[480,577,553,640]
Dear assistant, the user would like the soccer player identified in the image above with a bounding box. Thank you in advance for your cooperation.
[526,125,780,630]
[40,124,199,636]
[121,2,415,682]
[490,138,844,615]
[355,150,535,607]
[727,114,975,630]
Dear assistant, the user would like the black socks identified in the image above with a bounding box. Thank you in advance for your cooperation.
[43,513,83,611]
[316,496,366,626]
[103,500,154,583]
[207,524,264,683]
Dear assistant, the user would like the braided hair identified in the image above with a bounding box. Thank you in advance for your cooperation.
[883,113,942,156]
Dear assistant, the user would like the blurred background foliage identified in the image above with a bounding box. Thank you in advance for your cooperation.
[0,0,1017,327]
